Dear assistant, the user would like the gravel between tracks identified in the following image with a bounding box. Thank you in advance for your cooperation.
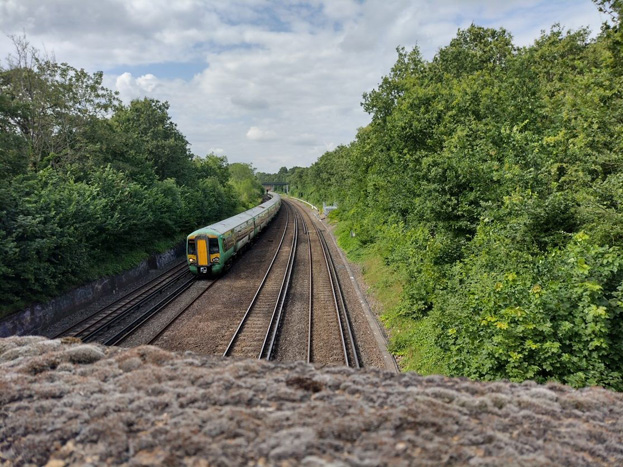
[42,260,186,339]
[153,209,288,356]
[290,200,395,371]
[274,210,310,363]
[44,199,394,369]
[2,336,623,466]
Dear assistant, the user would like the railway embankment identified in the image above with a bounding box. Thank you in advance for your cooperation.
[1,335,622,465]
[0,244,184,338]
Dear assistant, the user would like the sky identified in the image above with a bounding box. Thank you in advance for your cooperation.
[0,0,607,173]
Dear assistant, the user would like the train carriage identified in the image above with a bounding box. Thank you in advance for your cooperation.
[186,193,281,276]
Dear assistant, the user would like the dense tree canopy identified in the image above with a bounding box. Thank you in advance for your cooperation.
[229,162,265,209]
[0,38,259,317]
[0,36,118,173]
[256,166,300,186]
[111,98,195,185]
[280,9,623,389]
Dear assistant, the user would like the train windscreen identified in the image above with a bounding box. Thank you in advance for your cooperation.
[209,237,219,254]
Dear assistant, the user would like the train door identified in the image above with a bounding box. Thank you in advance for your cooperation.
[197,238,208,266]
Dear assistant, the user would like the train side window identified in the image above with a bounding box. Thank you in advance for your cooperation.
[188,239,196,255]
[209,237,220,254]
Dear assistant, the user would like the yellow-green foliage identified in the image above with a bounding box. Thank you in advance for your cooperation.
[286,15,623,390]
[336,217,448,375]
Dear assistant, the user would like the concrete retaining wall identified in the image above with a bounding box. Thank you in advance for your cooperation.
[0,243,185,338]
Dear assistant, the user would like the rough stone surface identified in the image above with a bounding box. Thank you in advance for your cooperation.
[1,336,623,466]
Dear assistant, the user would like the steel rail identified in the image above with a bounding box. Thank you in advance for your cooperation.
[294,200,357,367]
[261,206,299,360]
[302,211,313,365]
[75,270,192,343]
[80,273,194,344]
[146,279,218,345]
[222,205,291,357]
[103,276,197,346]
[314,219,349,365]
[53,261,188,339]
[319,230,360,368]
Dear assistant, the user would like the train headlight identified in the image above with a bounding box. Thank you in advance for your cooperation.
[189,258,196,264]
[213,257,220,263]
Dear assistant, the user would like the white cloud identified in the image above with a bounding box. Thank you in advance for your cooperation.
[115,72,138,98]
[114,72,160,100]
[0,0,607,172]
[136,74,159,92]
[247,126,278,142]
[231,95,270,110]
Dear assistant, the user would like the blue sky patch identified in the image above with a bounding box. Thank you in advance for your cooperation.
[106,62,207,81]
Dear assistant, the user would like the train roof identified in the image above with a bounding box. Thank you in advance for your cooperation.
[188,192,281,237]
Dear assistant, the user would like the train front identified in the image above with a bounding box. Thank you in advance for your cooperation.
[186,231,221,276]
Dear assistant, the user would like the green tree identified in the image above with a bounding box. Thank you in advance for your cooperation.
[228,162,263,209]
[0,39,244,317]
[111,98,194,184]
[288,17,623,389]
[194,153,230,186]
[0,35,118,171]
[0,91,27,178]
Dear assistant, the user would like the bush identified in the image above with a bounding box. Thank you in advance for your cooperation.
[437,230,623,389]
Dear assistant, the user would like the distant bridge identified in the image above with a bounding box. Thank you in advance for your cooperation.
[262,182,289,193]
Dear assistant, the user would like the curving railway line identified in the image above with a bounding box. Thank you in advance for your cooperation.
[294,201,359,368]
[48,195,390,370]
[221,199,361,368]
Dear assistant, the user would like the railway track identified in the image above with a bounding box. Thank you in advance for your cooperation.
[115,204,288,348]
[223,203,297,359]
[223,199,360,368]
[102,275,196,346]
[293,201,360,368]
[271,207,311,363]
[146,279,218,345]
[52,197,362,367]
[53,260,193,344]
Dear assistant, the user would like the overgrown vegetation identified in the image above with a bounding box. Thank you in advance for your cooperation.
[257,166,297,187]
[274,2,623,389]
[0,37,261,318]
[230,162,265,209]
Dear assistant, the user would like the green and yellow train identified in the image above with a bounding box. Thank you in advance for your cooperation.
[186,192,281,276]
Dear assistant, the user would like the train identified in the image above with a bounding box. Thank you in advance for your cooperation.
[186,192,282,276]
